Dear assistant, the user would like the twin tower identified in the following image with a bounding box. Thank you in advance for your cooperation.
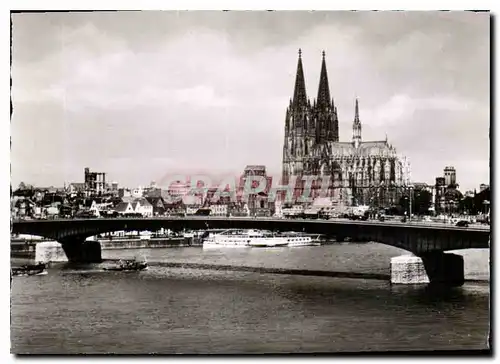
[283,49,362,154]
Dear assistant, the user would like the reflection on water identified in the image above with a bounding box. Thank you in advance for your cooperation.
[11,244,490,354]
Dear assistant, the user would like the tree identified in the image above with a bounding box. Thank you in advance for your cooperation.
[443,188,463,214]
[474,188,490,214]
[413,190,432,215]
[399,189,432,215]
[398,196,409,215]
[459,196,475,215]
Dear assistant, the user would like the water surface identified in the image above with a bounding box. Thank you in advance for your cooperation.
[11,243,490,354]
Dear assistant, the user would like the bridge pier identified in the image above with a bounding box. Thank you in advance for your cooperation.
[390,253,464,287]
[35,241,68,263]
[60,238,102,263]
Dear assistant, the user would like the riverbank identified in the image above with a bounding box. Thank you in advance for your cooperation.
[151,262,391,280]
[10,237,203,260]
[98,237,201,250]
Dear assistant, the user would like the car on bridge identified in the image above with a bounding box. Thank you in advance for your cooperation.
[74,211,98,219]
[100,210,119,218]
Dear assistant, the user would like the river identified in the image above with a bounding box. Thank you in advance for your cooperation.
[10,243,490,354]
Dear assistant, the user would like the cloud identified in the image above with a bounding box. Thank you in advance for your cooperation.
[11,12,490,192]
[365,94,479,127]
[12,24,276,111]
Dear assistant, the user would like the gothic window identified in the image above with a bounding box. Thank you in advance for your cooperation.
[331,161,341,181]
[390,159,396,181]
[320,162,331,176]
[379,159,385,181]
[332,171,340,183]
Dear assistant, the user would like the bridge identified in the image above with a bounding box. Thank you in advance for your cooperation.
[12,217,490,286]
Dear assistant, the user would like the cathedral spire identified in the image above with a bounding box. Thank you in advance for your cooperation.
[292,48,307,108]
[354,97,360,123]
[316,50,331,107]
[353,98,362,148]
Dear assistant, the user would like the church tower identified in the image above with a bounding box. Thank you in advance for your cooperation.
[282,50,407,209]
[352,98,362,148]
[314,51,339,144]
[282,49,313,184]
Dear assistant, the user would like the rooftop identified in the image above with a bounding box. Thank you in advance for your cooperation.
[244,165,266,171]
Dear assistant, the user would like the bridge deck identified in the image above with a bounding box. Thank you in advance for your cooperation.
[12,216,490,232]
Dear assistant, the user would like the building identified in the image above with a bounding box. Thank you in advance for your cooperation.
[432,167,462,214]
[273,199,283,218]
[133,198,153,217]
[183,194,203,207]
[145,196,166,216]
[184,178,206,206]
[114,202,136,215]
[85,200,101,217]
[444,166,457,187]
[131,186,144,198]
[435,177,446,214]
[68,182,86,195]
[167,181,189,203]
[205,186,233,206]
[144,188,162,198]
[238,165,274,216]
[12,198,36,218]
[210,204,228,216]
[108,181,119,196]
[84,167,106,197]
[163,201,186,216]
[118,188,131,198]
[114,198,153,217]
[281,50,409,208]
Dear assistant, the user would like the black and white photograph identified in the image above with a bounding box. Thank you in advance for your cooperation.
[9,9,491,354]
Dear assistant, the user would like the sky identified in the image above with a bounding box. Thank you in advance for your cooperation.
[10,11,490,192]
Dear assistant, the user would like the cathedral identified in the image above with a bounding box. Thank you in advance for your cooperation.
[282,50,410,208]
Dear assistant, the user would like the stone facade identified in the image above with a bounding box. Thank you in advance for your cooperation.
[238,165,274,216]
[282,50,410,208]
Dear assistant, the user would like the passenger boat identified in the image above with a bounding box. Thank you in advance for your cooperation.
[203,229,288,248]
[278,232,322,247]
[11,263,48,277]
[103,259,148,271]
